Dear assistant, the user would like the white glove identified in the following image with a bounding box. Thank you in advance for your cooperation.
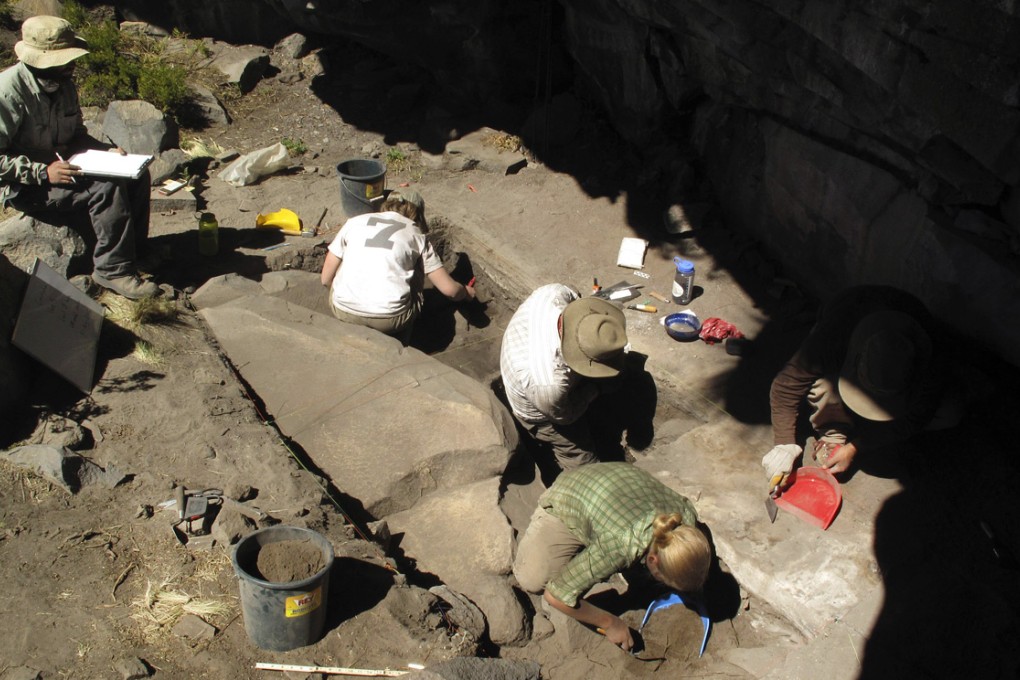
[761,444,803,489]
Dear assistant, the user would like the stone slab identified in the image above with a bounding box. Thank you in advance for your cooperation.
[150,186,198,213]
[198,292,518,518]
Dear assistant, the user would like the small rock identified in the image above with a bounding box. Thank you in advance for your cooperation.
[211,505,251,546]
[114,655,151,679]
[366,519,391,548]
[428,585,485,641]
[30,414,85,450]
[4,666,41,680]
[81,419,104,443]
[216,149,241,163]
[172,613,216,643]
[275,33,310,60]
[119,21,168,37]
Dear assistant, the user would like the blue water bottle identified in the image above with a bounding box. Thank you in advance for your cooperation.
[672,257,695,304]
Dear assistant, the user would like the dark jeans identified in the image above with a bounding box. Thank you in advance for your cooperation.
[9,170,150,278]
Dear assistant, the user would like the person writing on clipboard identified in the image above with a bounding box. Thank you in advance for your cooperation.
[0,15,158,299]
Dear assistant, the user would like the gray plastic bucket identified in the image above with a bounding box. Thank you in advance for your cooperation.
[231,525,334,651]
[336,158,386,218]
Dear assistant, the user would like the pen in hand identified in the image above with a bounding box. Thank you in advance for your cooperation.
[55,152,76,184]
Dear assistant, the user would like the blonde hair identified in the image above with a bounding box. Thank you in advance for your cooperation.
[649,513,711,592]
[380,195,426,231]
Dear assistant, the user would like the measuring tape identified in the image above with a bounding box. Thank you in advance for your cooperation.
[255,662,419,676]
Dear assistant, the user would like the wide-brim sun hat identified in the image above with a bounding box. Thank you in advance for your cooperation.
[838,310,932,422]
[561,297,628,378]
[15,16,89,70]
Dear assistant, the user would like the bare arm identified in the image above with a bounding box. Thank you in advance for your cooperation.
[426,267,476,302]
[321,252,341,287]
[543,591,633,651]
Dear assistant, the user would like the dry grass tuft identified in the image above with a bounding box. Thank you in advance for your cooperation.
[130,574,233,639]
[484,132,523,153]
[132,340,165,367]
[193,551,232,582]
[0,459,60,503]
[102,293,179,333]
[181,137,225,159]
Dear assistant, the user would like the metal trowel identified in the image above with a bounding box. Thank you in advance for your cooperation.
[765,475,782,523]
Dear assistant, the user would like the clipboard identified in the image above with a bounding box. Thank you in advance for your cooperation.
[11,258,105,393]
[67,149,153,180]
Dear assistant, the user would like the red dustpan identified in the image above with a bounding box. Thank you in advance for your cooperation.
[774,466,842,530]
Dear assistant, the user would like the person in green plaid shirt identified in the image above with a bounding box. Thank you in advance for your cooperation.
[513,462,711,651]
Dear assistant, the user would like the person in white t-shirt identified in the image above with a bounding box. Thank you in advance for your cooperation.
[320,188,475,340]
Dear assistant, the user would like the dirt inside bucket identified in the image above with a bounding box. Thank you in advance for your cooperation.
[254,538,327,583]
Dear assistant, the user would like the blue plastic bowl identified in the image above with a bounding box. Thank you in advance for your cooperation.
[665,312,701,342]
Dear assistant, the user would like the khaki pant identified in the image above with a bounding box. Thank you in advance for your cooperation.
[807,377,852,445]
[512,506,583,594]
[525,418,598,470]
[330,296,420,343]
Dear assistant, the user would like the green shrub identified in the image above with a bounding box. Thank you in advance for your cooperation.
[0,0,15,28]
[282,137,307,156]
[73,20,189,116]
[138,61,189,113]
[61,0,89,29]
[75,21,140,107]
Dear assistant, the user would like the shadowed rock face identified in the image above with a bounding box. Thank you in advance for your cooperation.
[117,0,1020,364]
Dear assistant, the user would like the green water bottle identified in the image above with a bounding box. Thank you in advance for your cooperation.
[198,212,219,256]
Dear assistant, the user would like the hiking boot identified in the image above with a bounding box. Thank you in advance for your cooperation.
[92,272,160,300]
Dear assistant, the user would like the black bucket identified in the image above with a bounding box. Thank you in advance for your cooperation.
[336,158,386,219]
[231,525,334,651]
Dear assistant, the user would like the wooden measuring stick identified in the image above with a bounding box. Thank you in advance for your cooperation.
[255,661,411,676]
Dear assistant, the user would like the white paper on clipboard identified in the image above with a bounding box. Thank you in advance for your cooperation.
[68,149,153,180]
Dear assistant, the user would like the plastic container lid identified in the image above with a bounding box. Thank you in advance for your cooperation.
[673,257,694,273]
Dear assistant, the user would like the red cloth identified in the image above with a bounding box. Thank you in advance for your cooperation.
[699,317,744,344]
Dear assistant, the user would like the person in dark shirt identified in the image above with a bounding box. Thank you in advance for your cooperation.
[0,16,158,299]
[761,286,961,487]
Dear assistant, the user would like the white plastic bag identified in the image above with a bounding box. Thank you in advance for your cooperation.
[218,142,290,186]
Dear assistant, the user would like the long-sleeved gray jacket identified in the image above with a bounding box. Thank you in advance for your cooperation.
[0,61,89,202]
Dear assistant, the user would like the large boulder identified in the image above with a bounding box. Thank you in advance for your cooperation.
[387,478,530,646]
[0,212,90,276]
[102,100,179,155]
[207,43,271,94]
[194,273,518,518]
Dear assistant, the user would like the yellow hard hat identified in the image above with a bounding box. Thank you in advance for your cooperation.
[256,208,302,235]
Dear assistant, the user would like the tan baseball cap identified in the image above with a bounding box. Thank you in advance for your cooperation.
[15,16,89,69]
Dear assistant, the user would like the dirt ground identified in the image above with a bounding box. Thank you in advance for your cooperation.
[0,31,812,680]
